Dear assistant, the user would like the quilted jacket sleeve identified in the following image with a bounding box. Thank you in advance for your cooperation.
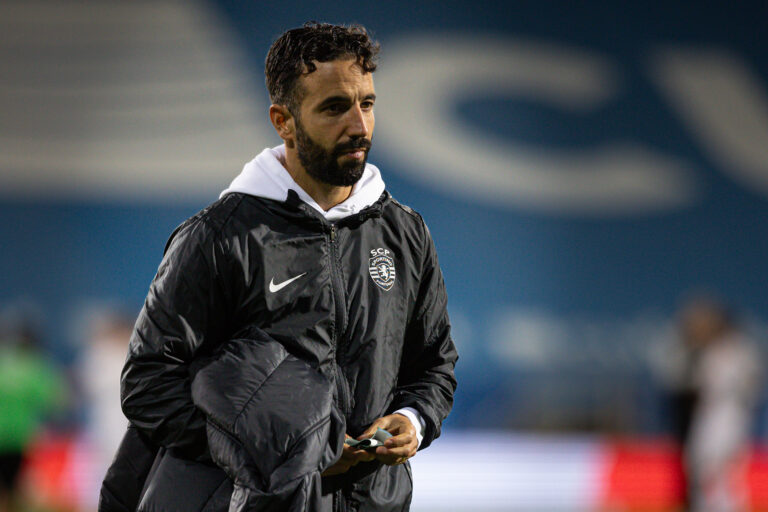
[391,220,458,450]
[121,218,231,461]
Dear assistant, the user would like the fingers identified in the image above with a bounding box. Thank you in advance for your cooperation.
[343,438,377,464]
[339,442,354,460]
[358,418,387,440]
[347,445,376,463]
[322,443,372,476]
[356,449,377,462]
[358,414,419,466]
[349,427,378,462]
[359,413,410,440]
[322,448,357,476]
[384,432,414,450]
[379,436,417,457]
[374,448,415,465]
[375,432,418,465]
[381,413,414,436]
[325,425,416,477]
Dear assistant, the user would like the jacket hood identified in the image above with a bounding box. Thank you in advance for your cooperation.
[220,144,386,221]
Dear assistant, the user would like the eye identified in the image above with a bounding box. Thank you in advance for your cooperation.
[326,103,346,114]
[361,100,375,110]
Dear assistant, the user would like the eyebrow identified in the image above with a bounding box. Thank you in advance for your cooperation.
[317,93,377,109]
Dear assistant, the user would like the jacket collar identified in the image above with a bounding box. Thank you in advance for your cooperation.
[280,189,389,229]
[221,144,386,222]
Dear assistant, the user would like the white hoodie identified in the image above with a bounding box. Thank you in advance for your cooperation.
[220,144,386,221]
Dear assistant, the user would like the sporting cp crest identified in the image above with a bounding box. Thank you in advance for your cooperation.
[368,248,396,291]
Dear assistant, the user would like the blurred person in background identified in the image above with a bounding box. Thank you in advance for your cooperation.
[77,311,132,509]
[0,308,64,512]
[663,297,763,511]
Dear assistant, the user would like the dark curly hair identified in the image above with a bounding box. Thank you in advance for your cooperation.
[265,22,380,114]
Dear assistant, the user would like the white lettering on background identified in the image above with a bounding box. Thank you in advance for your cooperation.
[651,48,768,197]
[375,35,697,214]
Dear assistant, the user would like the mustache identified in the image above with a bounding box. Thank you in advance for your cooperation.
[334,138,372,155]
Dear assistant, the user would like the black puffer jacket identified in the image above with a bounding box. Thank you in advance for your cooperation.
[191,326,346,511]
[118,190,458,511]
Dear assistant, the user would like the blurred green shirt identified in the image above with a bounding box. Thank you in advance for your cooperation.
[0,345,62,453]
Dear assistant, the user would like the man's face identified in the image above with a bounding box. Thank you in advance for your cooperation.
[292,58,376,187]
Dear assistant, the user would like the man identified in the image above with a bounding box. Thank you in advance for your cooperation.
[113,22,457,511]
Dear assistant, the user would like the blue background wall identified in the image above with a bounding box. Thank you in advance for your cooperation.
[2,0,768,434]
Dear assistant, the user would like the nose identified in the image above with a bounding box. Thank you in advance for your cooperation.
[347,104,370,138]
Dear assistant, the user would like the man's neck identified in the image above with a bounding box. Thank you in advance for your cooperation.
[283,149,352,211]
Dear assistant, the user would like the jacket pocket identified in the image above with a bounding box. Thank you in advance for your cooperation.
[354,463,413,512]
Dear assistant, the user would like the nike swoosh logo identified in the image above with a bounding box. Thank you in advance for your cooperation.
[269,272,307,293]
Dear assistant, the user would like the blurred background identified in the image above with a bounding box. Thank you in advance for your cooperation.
[2,0,768,510]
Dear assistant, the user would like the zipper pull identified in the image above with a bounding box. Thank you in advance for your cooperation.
[330,224,336,242]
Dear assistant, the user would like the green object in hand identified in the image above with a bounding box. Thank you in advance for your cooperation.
[345,428,392,451]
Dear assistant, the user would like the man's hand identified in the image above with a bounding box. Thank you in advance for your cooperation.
[358,413,418,466]
[321,435,376,476]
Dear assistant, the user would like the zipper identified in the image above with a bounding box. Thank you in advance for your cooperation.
[329,224,352,512]
[328,224,352,419]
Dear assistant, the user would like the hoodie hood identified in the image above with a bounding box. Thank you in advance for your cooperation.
[220,144,386,221]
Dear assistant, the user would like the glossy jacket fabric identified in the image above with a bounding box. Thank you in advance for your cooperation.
[191,326,346,511]
[119,189,458,511]
[99,425,159,512]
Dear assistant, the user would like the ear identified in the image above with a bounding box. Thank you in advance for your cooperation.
[269,104,296,147]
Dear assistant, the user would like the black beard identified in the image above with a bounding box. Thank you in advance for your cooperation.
[295,120,371,187]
